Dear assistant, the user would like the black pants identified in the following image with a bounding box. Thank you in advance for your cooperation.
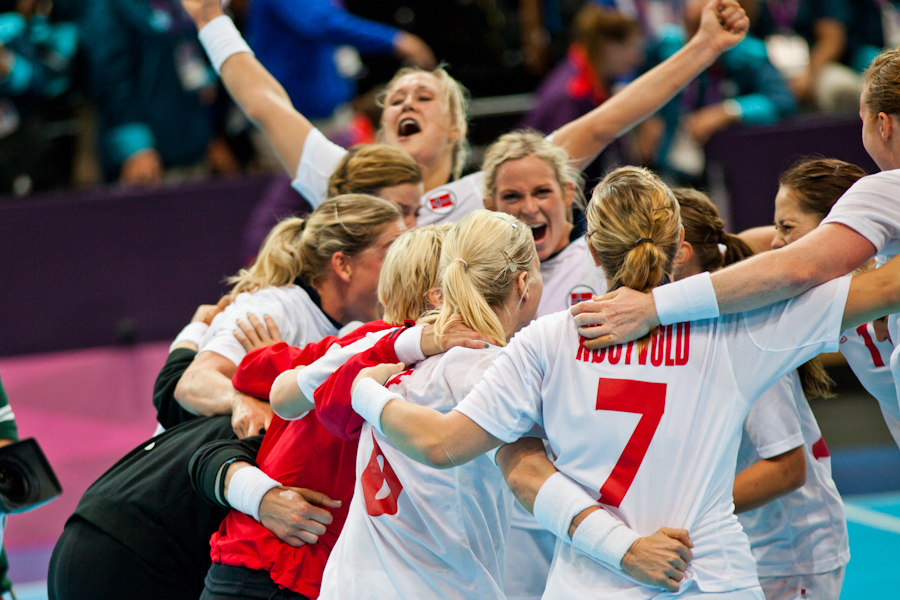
[200,563,310,600]
[48,517,200,600]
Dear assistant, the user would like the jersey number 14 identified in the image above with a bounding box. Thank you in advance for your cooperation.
[595,378,667,508]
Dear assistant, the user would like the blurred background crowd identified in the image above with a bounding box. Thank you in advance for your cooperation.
[1,0,894,198]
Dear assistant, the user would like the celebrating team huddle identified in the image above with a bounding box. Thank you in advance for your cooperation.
[44,0,900,599]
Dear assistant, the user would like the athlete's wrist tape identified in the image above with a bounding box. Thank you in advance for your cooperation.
[270,369,310,421]
[352,377,403,436]
[394,325,426,365]
[533,472,599,540]
[170,322,208,352]
[226,465,281,522]
[198,15,253,75]
[651,271,718,326]
[571,508,641,571]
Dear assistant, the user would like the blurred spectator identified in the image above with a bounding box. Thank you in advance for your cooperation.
[646,0,796,178]
[522,5,644,135]
[0,0,78,195]
[79,0,240,184]
[602,0,685,37]
[245,0,434,143]
[752,0,862,111]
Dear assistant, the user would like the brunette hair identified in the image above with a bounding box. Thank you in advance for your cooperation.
[777,158,867,220]
[863,46,900,117]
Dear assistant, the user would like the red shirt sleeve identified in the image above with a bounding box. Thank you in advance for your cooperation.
[231,337,338,399]
[315,327,406,440]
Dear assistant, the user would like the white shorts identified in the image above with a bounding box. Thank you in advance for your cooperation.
[758,566,845,600]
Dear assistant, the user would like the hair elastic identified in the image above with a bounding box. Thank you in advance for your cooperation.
[453,258,468,272]
[633,237,654,248]
[500,249,517,272]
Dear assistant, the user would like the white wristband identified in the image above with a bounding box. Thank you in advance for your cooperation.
[570,508,641,571]
[651,271,719,326]
[533,472,598,540]
[351,377,403,436]
[169,322,209,352]
[198,15,253,75]
[394,325,426,365]
[226,466,281,522]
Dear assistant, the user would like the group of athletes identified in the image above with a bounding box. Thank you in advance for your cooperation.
[45,0,900,598]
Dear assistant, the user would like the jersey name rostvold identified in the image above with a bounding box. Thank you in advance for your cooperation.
[454,277,849,599]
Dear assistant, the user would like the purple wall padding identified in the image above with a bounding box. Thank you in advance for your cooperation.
[0,174,277,357]
[707,115,879,232]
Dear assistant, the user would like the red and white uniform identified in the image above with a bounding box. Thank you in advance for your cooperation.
[538,236,609,316]
[838,322,900,448]
[506,238,610,600]
[211,321,405,598]
[317,346,515,600]
[454,277,850,599]
[292,128,485,226]
[736,372,849,596]
[820,169,900,416]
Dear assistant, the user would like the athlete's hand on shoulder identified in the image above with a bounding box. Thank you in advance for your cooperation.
[694,0,748,54]
[352,362,406,394]
[621,527,694,592]
[231,393,274,438]
[181,0,225,29]
[259,486,342,547]
[570,288,660,350]
[419,322,494,357]
[233,312,283,352]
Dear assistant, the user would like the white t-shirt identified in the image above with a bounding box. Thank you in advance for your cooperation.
[292,128,485,226]
[736,371,850,578]
[199,284,339,366]
[319,346,514,600]
[454,277,849,599]
[538,236,609,318]
[838,322,900,448]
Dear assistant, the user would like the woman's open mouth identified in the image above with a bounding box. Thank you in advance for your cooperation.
[398,118,421,138]
[529,223,548,243]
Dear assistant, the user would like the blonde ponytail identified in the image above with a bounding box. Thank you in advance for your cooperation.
[434,210,537,346]
[229,194,402,294]
[378,224,451,324]
[586,167,681,293]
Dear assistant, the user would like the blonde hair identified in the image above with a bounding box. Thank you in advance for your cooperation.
[672,188,755,272]
[229,194,402,295]
[378,224,451,324]
[378,66,471,181]
[863,46,900,117]
[433,210,538,346]
[586,166,681,293]
[327,144,422,197]
[481,130,585,220]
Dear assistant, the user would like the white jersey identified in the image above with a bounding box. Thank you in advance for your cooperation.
[838,322,900,448]
[537,236,609,317]
[736,372,849,578]
[820,169,900,384]
[319,346,514,600]
[454,277,849,599]
[199,284,339,366]
[292,128,484,226]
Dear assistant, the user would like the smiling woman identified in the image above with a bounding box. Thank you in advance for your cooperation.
[180,0,751,229]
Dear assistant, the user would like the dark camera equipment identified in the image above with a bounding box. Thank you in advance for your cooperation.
[0,438,61,513]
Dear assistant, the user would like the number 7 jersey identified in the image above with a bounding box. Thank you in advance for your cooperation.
[454,277,850,599]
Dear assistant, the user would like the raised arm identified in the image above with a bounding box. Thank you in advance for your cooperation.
[553,0,749,169]
[181,0,313,175]
[574,222,875,349]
